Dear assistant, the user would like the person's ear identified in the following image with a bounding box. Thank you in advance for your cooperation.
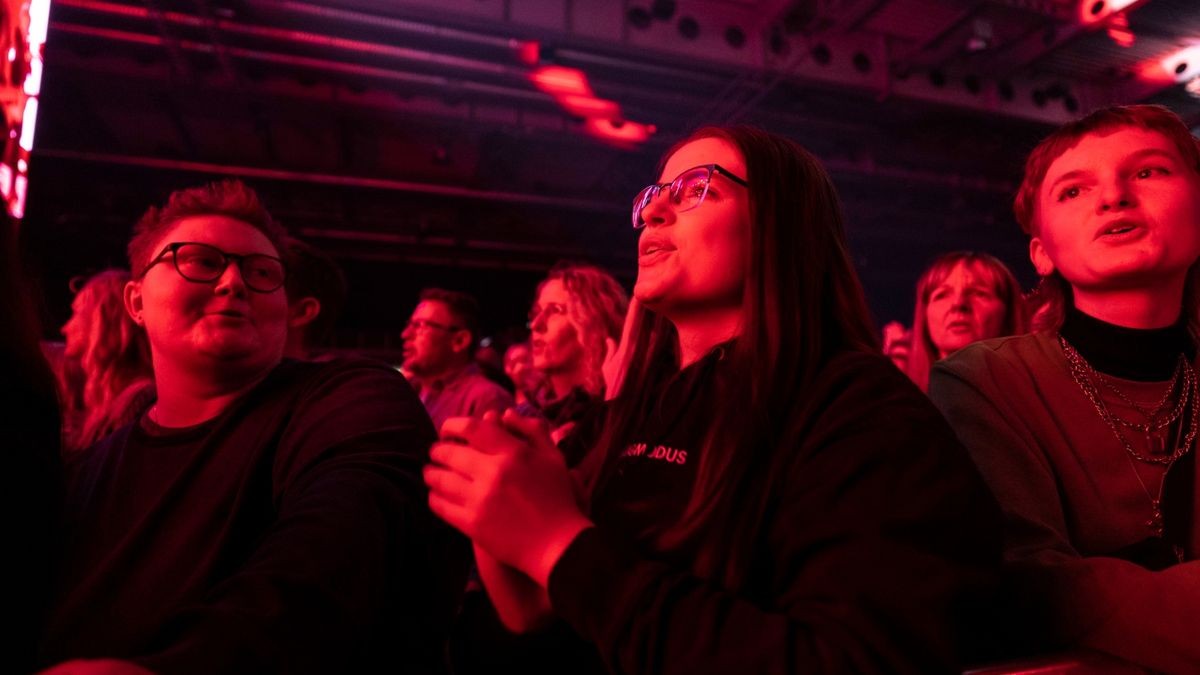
[451,329,473,354]
[287,297,321,329]
[124,280,146,326]
[1029,237,1055,277]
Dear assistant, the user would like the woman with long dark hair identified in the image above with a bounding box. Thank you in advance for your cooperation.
[426,126,1001,673]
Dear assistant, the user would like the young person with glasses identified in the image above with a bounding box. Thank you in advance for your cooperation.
[930,104,1200,672]
[401,287,513,429]
[426,126,1003,674]
[37,180,467,675]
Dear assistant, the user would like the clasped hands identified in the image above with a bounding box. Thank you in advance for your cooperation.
[424,409,593,587]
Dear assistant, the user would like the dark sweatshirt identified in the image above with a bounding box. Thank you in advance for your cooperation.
[541,346,1003,674]
[39,357,469,674]
[930,308,1200,674]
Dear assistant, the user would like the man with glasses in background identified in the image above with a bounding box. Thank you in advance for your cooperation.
[37,180,466,675]
[401,288,513,429]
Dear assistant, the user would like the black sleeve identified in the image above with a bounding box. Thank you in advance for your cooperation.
[547,358,1002,674]
[138,360,469,674]
[3,358,61,672]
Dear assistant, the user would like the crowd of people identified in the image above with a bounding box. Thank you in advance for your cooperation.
[3,103,1199,674]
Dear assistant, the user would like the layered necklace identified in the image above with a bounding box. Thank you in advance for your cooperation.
[1059,334,1197,542]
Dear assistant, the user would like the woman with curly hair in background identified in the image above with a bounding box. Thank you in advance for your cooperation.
[59,269,154,451]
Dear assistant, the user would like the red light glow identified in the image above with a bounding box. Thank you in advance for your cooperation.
[1,0,51,218]
[520,47,655,147]
[531,66,593,97]
[557,94,621,118]
[1161,45,1200,82]
[516,40,540,66]
[583,118,657,147]
[1105,13,1135,48]
[1080,0,1142,24]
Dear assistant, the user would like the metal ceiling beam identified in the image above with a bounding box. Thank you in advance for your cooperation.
[35,148,626,212]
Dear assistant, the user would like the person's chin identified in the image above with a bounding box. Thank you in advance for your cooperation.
[938,338,974,356]
[197,333,270,361]
[632,278,670,308]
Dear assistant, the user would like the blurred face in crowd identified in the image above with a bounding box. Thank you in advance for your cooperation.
[1030,127,1200,296]
[924,261,1007,358]
[634,137,750,316]
[402,300,469,376]
[61,294,91,360]
[529,279,585,379]
[125,215,289,378]
[504,342,540,393]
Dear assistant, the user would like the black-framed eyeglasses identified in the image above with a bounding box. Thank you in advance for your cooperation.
[631,163,749,229]
[140,242,287,293]
[405,318,463,333]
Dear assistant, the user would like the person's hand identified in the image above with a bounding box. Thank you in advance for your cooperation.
[602,297,640,400]
[38,660,155,675]
[882,321,912,371]
[425,410,592,586]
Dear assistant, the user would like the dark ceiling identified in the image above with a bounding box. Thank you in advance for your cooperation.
[21,0,1200,345]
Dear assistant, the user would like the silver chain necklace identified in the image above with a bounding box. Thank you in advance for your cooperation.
[1059,334,1196,547]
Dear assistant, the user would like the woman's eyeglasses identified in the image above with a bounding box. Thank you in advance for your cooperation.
[140,242,287,293]
[631,163,748,229]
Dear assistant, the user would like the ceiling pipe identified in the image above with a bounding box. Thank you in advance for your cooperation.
[35,148,625,213]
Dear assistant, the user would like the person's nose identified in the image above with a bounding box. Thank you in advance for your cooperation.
[640,188,676,229]
[951,290,972,313]
[1097,175,1136,214]
[213,261,248,298]
[530,309,547,333]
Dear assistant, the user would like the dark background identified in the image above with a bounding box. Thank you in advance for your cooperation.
[19,0,1200,349]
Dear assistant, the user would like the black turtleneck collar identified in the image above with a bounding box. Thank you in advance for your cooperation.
[1059,303,1195,381]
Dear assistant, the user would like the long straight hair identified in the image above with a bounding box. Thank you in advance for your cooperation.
[582,126,878,588]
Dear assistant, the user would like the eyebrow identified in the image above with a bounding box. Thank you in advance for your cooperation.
[1044,147,1181,196]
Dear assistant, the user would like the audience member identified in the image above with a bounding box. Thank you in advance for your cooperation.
[896,251,1026,391]
[528,262,628,445]
[930,104,1200,672]
[59,269,155,451]
[282,237,348,360]
[503,341,543,407]
[1,212,62,672]
[37,180,467,674]
[401,288,513,428]
[427,126,1003,673]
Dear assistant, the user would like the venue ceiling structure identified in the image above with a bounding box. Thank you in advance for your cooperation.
[24,0,1200,333]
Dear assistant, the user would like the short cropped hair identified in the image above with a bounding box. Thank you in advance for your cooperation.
[284,238,348,349]
[1012,105,1200,334]
[418,288,481,342]
[127,179,288,275]
[1013,104,1200,235]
